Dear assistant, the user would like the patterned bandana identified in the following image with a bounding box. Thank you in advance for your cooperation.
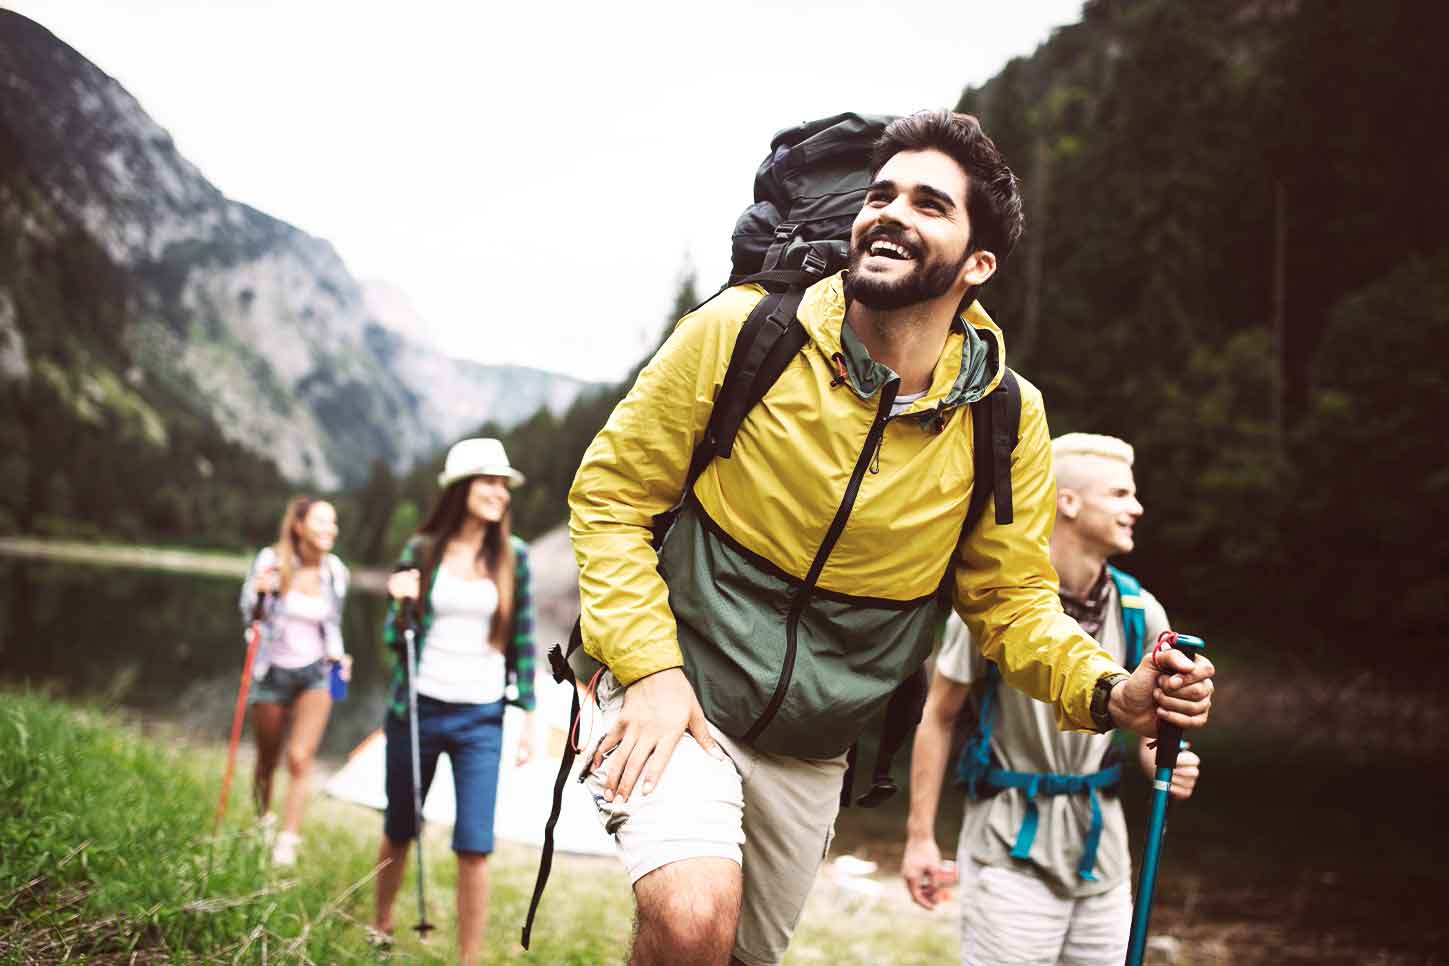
[1060,566,1113,639]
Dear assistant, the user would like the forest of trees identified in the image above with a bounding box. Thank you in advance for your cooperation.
[0,189,294,546]
[947,0,1446,658]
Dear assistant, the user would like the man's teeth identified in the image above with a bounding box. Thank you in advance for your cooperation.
[870,240,912,260]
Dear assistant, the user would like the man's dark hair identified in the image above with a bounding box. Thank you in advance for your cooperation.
[870,110,1024,262]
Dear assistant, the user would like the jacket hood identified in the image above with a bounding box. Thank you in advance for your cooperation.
[794,273,1007,421]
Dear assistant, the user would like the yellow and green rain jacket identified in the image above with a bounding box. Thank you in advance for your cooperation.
[569,272,1126,758]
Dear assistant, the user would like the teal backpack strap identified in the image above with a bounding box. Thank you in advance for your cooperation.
[954,662,1002,797]
[1108,565,1147,669]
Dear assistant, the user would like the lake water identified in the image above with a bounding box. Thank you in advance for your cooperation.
[0,558,397,759]
[3,557,1447,963]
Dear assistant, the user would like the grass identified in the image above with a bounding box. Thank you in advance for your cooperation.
[0,691,384,963]
[0,692,964,964]
[7,683,1448,965]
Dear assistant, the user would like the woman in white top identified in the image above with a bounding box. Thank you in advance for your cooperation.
[372,439,537,964]
[239,495,351,866]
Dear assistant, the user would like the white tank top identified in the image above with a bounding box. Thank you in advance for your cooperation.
[271,589,329,668]
[415,567,504,704]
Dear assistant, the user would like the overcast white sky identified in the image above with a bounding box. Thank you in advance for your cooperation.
[12,1,1084,382]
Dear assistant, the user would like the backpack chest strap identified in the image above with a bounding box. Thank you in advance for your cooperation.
[982,763,1123,882]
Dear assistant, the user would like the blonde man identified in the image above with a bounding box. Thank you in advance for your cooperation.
[903,433,1203,966]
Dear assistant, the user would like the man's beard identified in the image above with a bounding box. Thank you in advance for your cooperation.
[844,233,971,310]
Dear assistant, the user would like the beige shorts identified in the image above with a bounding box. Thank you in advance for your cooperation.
[955,857,1132,966]
[579,673,846,966]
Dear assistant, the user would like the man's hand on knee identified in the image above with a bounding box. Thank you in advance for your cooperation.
[593,667,720,802]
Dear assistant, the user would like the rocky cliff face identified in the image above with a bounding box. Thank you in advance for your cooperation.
[0,10,590,490]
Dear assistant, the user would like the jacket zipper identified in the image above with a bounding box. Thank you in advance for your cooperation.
[743,380,899,743]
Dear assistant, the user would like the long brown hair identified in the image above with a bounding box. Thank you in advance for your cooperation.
[414,478,515,651]
[272,495,323,594]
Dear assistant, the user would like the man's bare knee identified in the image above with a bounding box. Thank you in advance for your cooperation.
[631,858,740,966]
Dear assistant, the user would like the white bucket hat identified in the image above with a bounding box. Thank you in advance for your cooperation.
[437,437,526,489]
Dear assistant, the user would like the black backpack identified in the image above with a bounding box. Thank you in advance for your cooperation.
[522,113,1022,949]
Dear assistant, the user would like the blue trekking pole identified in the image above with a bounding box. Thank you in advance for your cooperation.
[1125,631,1206,966]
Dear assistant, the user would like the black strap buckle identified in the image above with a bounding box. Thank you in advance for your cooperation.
[773,222,799,242]
[546,643,570,684]
[855,777,898,809]
[802,247,829,278]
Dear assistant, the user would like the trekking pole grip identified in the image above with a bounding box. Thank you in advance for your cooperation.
[391,562,418,630]
[1153,632,1206,771]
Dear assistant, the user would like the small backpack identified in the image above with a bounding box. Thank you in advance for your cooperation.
[522,113,1022,948]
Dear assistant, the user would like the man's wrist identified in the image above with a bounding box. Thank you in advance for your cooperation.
[1090,671,1131,732]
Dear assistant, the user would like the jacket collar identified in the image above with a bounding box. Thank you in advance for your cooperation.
[798,272,1006,418]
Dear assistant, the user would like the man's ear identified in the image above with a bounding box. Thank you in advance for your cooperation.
[1057,488,1080,521]
[962,249,996,288]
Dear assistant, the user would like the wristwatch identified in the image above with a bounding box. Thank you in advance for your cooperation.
[1090,672,1131,732]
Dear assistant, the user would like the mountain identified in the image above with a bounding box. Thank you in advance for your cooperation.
[358,280,587,441]
[0,10,593,499]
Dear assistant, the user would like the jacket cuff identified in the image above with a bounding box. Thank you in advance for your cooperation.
[604,640,686,687]
[1061,656,1130,732]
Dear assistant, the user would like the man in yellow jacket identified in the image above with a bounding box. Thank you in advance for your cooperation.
[568,110,1215,966]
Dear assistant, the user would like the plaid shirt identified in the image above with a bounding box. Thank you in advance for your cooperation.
[384,533,537,717]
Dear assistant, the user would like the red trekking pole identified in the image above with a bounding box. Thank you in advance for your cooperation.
[214,591,269,834]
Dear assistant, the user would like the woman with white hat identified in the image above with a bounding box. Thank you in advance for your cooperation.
[371,438,537,963]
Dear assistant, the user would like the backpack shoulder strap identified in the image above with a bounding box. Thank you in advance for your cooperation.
[1107,565,1147,669]
[962,368,1022,534]
[706,286,811,460]
[663,282,811,538]
[954,661,1003,795]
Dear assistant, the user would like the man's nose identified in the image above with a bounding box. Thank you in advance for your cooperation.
[880,195,913,223]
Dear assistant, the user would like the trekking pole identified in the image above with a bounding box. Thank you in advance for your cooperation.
[400,595,436,936]
[1125,631,1207,966]
[214,591,269,834]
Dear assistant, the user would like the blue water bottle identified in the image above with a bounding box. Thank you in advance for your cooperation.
[329,661,348,701]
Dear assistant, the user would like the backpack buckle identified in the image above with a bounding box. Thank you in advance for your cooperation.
[773,222,799,242]
[547,643,570,684]
[802,247,828,278]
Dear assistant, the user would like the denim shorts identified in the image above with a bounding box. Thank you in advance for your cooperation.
[249,659,328,705]
[384,696,504,854]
